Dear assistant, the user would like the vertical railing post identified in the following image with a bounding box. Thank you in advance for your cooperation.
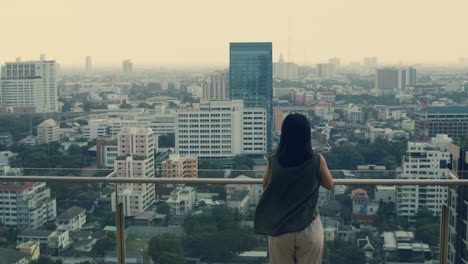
[115,185,126,264]
[439,205,449,264]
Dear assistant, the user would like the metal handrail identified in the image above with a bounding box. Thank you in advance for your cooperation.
[0,172,465,185]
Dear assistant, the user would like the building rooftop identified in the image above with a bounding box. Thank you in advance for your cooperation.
[228,190,249,202]
[238,251,268,257]
[426,105,468,114]
[38,118,58,127]
[133,211,157,221]
[57,206,86,220]
[18,229,54,238]
[0,248,28,264]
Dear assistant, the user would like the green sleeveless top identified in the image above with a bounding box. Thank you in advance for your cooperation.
[254,154,321,236]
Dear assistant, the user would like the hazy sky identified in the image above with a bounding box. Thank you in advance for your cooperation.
[1,0,467,66]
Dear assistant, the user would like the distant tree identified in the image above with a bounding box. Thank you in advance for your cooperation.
[157,202,170,215]
[31,256,63,264]
[148,233,184,263]
[119,103,133,109]
[230,155,255,177]
[457,135,468,148]
[322,239,366,264]
[183,206,257,262]
[92,234,116,257]
[44,222,57,230]
[156,252,185,264]
[198,160,224,178]
[68,144,83,155]
[138,102,152,109]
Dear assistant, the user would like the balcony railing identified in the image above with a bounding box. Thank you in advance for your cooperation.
[0,170,467,264]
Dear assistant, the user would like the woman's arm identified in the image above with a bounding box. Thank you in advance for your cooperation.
[320,155,334,190]
[262,163,271,190]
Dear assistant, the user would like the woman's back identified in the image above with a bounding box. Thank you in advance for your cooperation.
[254,153,321,236]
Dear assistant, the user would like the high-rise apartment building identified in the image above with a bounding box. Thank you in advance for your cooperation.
[328,57,340,73]
[230,42,272,151]
[397,134,451,217]
[407,67,417,87]
[37,119,60,144]
[447,142,468,264]
[317,63,335,79]
[122,59,133,74]
[161,154,197,179]
[273,53,298,80]
[0,57,58,113]
[375,67,417,95]
[0,182,57,229]
[85,56,92,75]
[176,100,267,158]
[363,57,378,68]
[416,106,468,141]
[202,70,229,100]
[114,127,156,216]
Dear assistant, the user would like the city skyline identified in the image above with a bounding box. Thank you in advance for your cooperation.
[1,0,468,65]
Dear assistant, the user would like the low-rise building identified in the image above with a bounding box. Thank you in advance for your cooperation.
[292,91,314,105]
[351,188,378,227]
[16,241,40,261]
[375,185,396,203]
[382,231,431,263]
[166,186,196,215]
[314,102,334,121]
[37,119,60,144]
[316,92,336,103]
[344,105,365,124]
[0,132,13,147]
[0,151,19,166]
[226,190,250,216]
[17,229,71,256]
[56,206,87,232]
[0,248,29,264]
[225,175,263,206]
[82,119,112,140]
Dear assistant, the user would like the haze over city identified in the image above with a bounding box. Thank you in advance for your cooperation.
[1,1,468,264]
[2,0,468,66]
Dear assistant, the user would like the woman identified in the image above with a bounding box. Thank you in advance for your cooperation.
[254,113,334,264]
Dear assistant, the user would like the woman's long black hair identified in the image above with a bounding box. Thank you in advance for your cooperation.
[276,113,313,167]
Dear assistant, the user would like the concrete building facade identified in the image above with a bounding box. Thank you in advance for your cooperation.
[176,100,267,158]
[0,57,58,113]
[397,135,451,217]
[114,127,156,217]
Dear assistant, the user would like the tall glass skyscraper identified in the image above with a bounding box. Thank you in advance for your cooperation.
[229,42,273,151]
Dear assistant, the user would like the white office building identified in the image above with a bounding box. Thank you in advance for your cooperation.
[82,119,112,140]
[397,134,451,217]
[0,56,58,113]
[175,100,267,158]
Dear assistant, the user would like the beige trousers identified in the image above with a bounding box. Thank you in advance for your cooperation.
[268,216,324,264]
